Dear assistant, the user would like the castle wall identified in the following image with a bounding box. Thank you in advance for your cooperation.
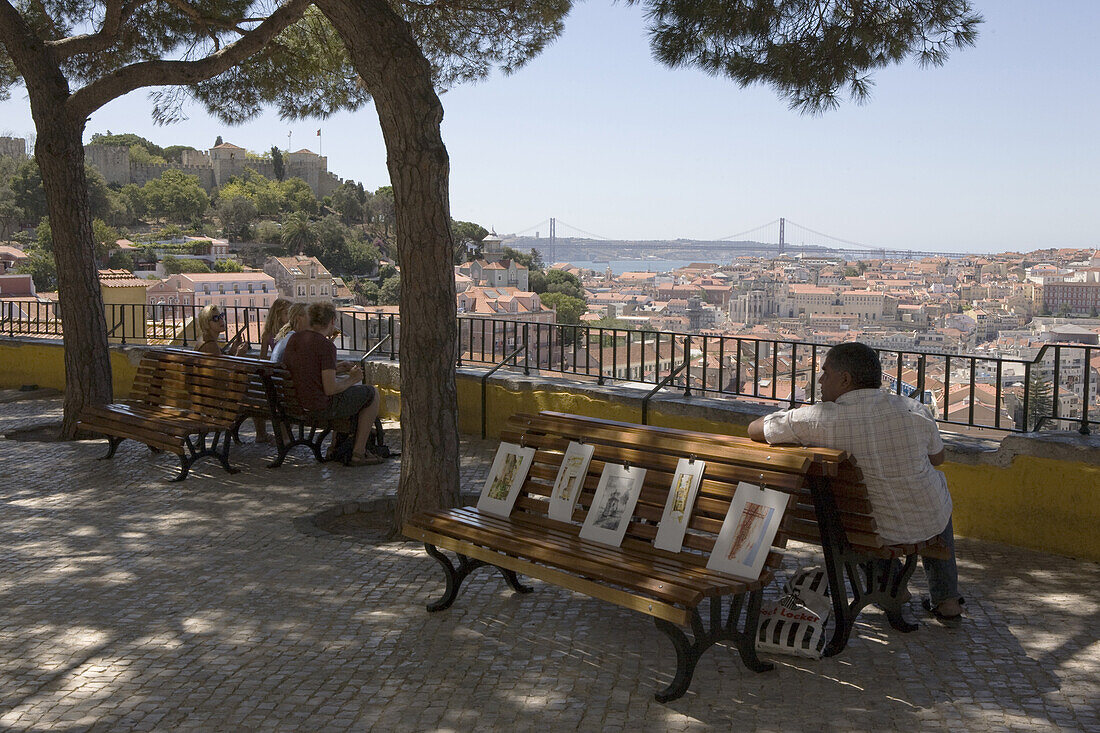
[0,137,27,160]
[83,142,340,197]
[84,145,131,185]
[128,163,215,190]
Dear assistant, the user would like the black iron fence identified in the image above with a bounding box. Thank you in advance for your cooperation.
[2,303,1095,435]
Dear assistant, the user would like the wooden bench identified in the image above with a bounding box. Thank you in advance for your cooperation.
[231,362,388,467]
[403,412,822,702]
[76,349,264,481]
[534,412,951,657]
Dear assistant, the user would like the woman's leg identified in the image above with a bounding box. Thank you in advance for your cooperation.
[352,391,381,459]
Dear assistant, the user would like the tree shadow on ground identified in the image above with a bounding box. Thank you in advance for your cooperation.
[0,417,1096,730]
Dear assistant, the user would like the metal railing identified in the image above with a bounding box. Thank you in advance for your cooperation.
[2,304,1096,435]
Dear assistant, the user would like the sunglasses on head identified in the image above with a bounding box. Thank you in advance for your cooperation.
[211,312,225,322]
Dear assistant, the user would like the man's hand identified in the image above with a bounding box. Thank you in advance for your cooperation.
[344,365,363,385]
[928,449,945,466]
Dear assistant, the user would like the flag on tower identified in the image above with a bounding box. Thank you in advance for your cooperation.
[316,129,321,136]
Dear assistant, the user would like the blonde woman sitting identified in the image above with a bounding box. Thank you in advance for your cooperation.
[253,297,293,443]
[270,302,308,363]
[195,304,248,357]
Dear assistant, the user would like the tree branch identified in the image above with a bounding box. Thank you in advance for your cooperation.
[68,0,313,120]
[45,0,150,58]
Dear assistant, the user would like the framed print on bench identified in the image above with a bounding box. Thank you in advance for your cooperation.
[476,442,536,518]
[653,457,706,552]
[548,441,595,522]
[579,463,647,547]
[707,482,788,580]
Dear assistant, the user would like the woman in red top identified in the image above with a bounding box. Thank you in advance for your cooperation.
[283,302,382,466]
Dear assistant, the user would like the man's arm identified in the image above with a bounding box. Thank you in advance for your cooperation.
[928,448,945,466]
[321,365,364,396]
[747,417,768,443]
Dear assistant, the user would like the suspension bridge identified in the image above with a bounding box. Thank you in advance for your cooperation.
[507,217,975,262]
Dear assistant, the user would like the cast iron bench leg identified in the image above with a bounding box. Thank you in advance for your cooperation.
[99,436,124,460]
[423,544,487,612]
[653,592,772,703]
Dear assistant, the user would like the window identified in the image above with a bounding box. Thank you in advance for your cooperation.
[321,286,328,296]
[249,299,255,307]
[310,285,316,296]
[297,285,306,296]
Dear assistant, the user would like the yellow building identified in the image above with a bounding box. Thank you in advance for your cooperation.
[99,269,152,344]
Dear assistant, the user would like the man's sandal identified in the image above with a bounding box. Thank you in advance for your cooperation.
[922,598,964,626]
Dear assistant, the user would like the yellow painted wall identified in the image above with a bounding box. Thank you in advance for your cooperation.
[455,375,748,439]
[0,340,141,397]
[944,458,1100,563]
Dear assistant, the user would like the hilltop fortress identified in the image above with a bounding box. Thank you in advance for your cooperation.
[83,140,343,196]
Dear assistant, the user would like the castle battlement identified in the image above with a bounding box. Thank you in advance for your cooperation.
[0,137,28,160]
[83,140,338,197]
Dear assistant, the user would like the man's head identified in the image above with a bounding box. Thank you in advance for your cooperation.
[307,302,337,332]
[819,342,881,402]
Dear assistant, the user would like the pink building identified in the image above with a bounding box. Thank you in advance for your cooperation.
[146,272,278,315]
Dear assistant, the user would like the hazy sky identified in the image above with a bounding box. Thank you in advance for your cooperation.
[1,1,1097,253]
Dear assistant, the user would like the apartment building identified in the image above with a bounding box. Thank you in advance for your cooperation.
[264,255,335,303]
[147,272,278,313]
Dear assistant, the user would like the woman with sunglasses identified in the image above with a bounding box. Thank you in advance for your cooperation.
[195,304,249,357]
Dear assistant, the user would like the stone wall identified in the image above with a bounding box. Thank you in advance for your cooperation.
[0,136,27,160]
[83,143,340,196]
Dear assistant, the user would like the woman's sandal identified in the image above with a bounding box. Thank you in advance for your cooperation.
[347,452,384,467]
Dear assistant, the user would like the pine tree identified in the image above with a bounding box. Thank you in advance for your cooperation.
[1026,371,1055,431]
[0,0,311,436]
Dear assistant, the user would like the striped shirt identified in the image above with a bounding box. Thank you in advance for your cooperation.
[762,388,952,544]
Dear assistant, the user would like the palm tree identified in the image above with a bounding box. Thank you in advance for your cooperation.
[280,213,316,254]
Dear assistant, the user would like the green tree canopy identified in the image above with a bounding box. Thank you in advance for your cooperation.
[281,211,317,253]
[162,255,213,274]
[452,220,488,263]
[89,133,167,161]
[379,274,401,306]
[141,170,210,223]
[271,146,286,181]
[540,291,586,324]
[217,196,259,242]
[9,159,46,227]
[214,258,244,272]
[531,269,585,299]
[330,181,365,225]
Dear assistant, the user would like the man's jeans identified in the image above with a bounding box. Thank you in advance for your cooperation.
[877,517,961,606]
[922,516,961,606]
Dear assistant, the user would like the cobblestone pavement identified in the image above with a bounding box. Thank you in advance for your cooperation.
[1,397,1097,732]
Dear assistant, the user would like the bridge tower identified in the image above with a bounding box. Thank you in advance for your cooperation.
[549,217,556,266]
[779,217,785,255]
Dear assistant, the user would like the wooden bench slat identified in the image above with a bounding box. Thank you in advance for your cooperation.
[409,511,709,606]
[404,524,694,626]
[462,507,766,593]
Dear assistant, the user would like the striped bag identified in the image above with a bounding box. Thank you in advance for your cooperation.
[755,567,832,659]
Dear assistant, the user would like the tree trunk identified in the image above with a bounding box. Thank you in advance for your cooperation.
[29,86,113,438]
[318,0,461,530]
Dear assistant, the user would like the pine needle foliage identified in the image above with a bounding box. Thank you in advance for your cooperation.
[640,0,982,113]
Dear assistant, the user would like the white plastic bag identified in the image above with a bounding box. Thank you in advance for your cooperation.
[755,567,832,659]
